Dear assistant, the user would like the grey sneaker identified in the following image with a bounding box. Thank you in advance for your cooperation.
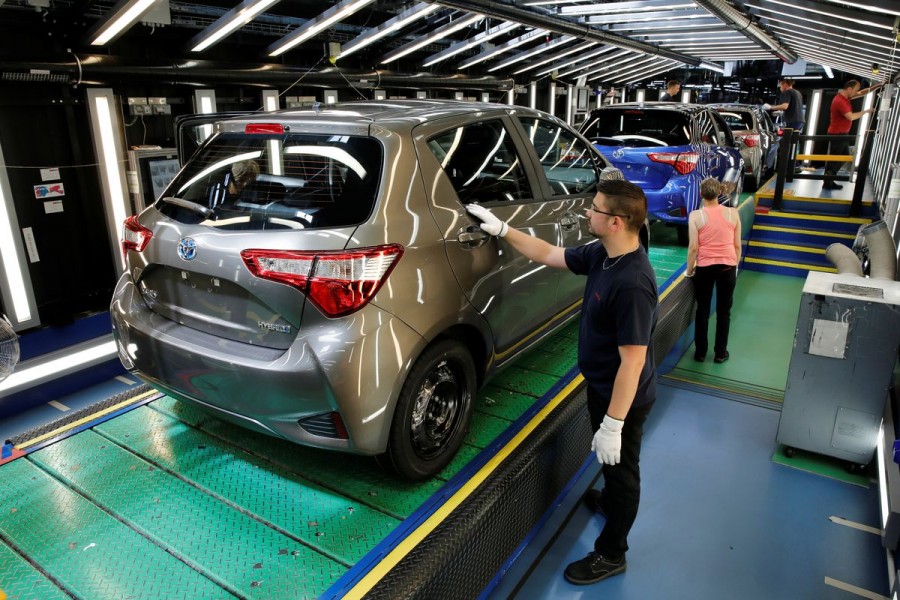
[564,551,626,585]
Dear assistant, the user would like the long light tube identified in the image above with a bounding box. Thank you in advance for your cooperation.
[422,21,519,67]
[457,28,545,70]
[514,41,597,75]
[748,0,891,30]
[560,1,695,15]
[0,142,36,327]
[267,0,376,57]
[803,89,822,159]
[87,89,130,274]
[190,0,281,51]
[529,81,537,109]
[381,12,483,63]
[548,81,556,115]
[854,92,876,169]
[341,2,440,59]
[488,35,574,72]
[89,0,160,45]
[586,55,658,82]
[554,46,622,78]
[0,338,117,396]
[262,89,279,111]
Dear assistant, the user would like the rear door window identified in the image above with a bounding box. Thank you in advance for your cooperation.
[428,120,532,204]
[158,132,382,230]
[518,117,602,197]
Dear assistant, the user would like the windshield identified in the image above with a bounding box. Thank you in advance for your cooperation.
[156,132,382,230]
[717,111,755,131]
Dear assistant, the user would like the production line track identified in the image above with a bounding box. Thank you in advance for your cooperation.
[0,234,688,600]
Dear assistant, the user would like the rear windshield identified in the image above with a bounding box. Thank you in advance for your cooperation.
[580,109,691,146]
[156,132,382,230]
[717,110,755,131]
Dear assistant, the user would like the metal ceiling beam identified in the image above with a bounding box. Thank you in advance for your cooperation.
[691,0,799,63]
[421,0,708,66]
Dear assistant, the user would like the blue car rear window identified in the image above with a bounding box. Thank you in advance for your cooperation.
[581,109,691,146]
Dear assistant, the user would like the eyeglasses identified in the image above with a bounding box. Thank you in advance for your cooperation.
[589,205,630,219]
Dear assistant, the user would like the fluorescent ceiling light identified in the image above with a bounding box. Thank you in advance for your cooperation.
[561,1,695,16]
[556,49,630,78]
[341,2,440,59]
[822,65,834,78]
[421,20,519,67]
[700,61,725,74]
[765,22,893,61]
[584,10,708,25]
[457,28,546,70]
[621,60,679,85]
[818,0,900,17]
[513,41,598,75]
[542,46,621,78]
[750,0,891,30]
[0,148,33,325]
[190,0,281,52]
[488,35,574,72]
[587,55,658,82]
[381,12,483,63]
[90,0,162,45]
[268,0,376,57]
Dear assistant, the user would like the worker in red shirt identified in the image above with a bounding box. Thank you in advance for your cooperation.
[823,80,882,190]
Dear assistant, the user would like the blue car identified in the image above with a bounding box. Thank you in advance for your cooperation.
[580,102,744,242]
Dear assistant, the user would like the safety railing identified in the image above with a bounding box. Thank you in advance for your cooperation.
[771,127,875,216]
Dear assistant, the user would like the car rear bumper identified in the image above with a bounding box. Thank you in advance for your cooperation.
[110,274,424,454]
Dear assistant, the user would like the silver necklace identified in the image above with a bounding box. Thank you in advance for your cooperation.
[602,245,639,270]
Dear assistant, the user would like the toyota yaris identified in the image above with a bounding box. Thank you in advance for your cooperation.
[111,100,608,480]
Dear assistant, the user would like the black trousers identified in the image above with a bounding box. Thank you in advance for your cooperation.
[824,137,850,181]
[587,389,655,559]
[693,264,737,357]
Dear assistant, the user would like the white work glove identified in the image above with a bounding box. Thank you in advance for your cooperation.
[591,414,624,465]
[466,203,509,237]
[762,103,772,110]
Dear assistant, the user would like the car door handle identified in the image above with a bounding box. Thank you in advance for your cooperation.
[560,215,580,231]
[458,225,490,247]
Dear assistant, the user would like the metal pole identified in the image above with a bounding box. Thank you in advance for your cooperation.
[773,128,793,211]
[851,129,875,217]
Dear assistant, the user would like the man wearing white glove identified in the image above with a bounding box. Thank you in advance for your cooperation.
[466,179,658,586]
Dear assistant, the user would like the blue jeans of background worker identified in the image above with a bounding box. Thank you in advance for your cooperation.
[693,264,737,359]
[587,389,655,558]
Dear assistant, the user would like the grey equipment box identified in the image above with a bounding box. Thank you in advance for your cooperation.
[776,271,900,463]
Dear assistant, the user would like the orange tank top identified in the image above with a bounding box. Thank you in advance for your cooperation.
[697,204,737,267]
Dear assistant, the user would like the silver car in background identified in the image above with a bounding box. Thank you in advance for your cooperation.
[111,100,607,480]
[709,103,779,191]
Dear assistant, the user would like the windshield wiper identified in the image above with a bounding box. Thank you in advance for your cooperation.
[160,197,215,220]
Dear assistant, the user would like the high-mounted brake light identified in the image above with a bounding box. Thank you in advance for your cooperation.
[245,123,284,134]
[122,215,153,253]
[647,152,699,175]
[241,244,404,318]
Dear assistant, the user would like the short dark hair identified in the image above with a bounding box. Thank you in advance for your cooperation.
[667,80,680,88]
[596,179,647,233]
[780,78,794,85]
[843,79,861,90]
[700,177,722,200]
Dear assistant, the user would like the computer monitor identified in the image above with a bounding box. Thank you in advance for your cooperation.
[127,148,180,214]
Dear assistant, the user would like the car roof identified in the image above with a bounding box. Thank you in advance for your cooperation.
[219,99,549,130]
[588,102,712,115]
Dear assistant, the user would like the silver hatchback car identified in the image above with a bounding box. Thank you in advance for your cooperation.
[111,100,607,480]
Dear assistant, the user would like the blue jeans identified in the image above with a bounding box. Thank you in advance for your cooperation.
[587,389,655,559]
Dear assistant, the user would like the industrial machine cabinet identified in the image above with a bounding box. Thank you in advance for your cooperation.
[777,271,900,464]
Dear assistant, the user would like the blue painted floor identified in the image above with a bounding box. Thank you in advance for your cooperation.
[489,383,889,599]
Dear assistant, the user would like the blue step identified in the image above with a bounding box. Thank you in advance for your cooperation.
[742,257,836,278]
[750,225,856,248]
[752,211,871,235]
[746,241,833,268]
[755,195,878,218]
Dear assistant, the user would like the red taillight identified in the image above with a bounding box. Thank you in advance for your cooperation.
[241,244,404,318]
[122,216,153,253]
[647,152,699,175]
[740,134,759,147]
[776,128,784,137]
[245,123,284,134]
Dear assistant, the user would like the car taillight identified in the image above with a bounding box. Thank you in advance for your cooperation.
[241,244,404,318]
[776,128,784,137]
[740,134,760,147]
[647,152,699,175]
[122,216,153,253]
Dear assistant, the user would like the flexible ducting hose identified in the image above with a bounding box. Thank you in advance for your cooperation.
[825,243,863,276]
[861,220,898,280]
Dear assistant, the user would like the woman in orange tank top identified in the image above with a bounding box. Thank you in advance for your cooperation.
[685,177,742,363]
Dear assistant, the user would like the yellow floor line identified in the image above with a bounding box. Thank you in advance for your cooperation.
[342,375,584,599]
[16,389,159,450]
[755,212,871,224]
[744,257,836,272]
[748,241,825,254]
[752,225,855,239]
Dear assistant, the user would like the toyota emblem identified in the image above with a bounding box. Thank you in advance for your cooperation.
[177,237,198,261]
[612,149,625,159]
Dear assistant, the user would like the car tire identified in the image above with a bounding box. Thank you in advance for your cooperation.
[377,339,476,481]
